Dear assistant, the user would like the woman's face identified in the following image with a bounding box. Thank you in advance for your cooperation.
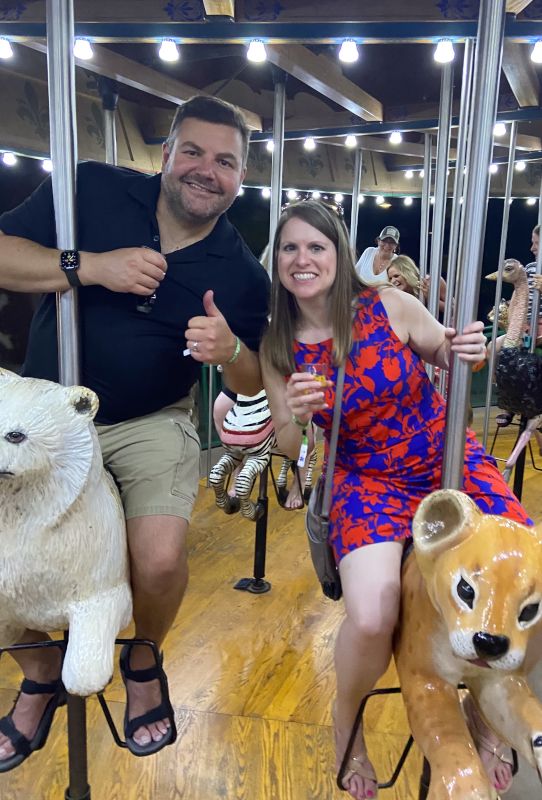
[378,237,396,256]
[387,265,408,291]
[277,217,337,302]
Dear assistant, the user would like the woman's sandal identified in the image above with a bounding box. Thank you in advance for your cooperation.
[119,643,177,757]
[496,411,514,427]
[462,694,515,794]
[0,677,66,773]
[340,755,378,798]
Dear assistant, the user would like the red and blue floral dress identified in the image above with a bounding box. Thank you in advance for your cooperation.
[293,290,531,563]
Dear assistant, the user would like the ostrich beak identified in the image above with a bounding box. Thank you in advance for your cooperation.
[485,272,498,281]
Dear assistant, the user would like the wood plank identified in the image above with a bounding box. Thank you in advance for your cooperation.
[22,41,262,132]
[507,0,536,13]
[266,44,383,123]
[502,41,540,108]
[203,0,235,17]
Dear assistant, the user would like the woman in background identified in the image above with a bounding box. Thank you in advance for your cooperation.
[354,225,400,286]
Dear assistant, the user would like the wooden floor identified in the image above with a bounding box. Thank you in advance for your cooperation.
[1,408,541,799]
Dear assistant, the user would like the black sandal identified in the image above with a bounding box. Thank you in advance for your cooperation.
[0,677,66,773]
[119,644,177,757]
[496,411,514,427]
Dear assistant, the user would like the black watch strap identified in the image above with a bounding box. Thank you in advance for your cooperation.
[60,250,82,288]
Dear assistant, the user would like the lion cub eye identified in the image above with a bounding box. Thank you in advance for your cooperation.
[4,431,26,444]
[457,577,475,609]
[519,603,540,624]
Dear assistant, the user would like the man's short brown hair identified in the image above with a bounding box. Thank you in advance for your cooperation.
[166,95,250,167]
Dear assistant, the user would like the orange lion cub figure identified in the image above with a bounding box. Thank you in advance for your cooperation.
[395,489,542,800]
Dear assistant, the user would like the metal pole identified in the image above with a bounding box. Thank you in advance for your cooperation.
[46,2,90,798]
[97,76,119,166]
[428,62,454,320]
[349,148,363,254]
[47,0,80,387]
[482,121,517,448]
[444,38,475,328]
[528,180,542,349]
[269,68,286,251]
[442,0,507,489]
[419,134,433,282]
[206,364,214,486]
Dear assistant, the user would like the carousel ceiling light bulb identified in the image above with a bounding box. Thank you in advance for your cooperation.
[287,189,298,201]
[247,39,267,63]
[312,190,321,199]
[389,131,402,145]
[261,187,271,199]
[73,38,93,60]
[42,158,53,172]
[375,195,385,205]
[304,137,316,151]
[345,134,357,149]
[358,194,365,204]
[527,197,537,206]
[419,169,425,178]
[334,193,344,203]
[493,122,506,137]
[266,140,274,153]
[158,38,179,62]
[515,160,526,172]
[531,40,542,63]
[490,163,499,174]
[430,197,435,205]
[405,169,414,179]
[0,37,13,59]
[404,196,413,206]
[434,38,455,64]
[338,39,359,63]
[2,152,17,166]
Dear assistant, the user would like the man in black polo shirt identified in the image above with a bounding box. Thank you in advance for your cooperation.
[0,95,269,766]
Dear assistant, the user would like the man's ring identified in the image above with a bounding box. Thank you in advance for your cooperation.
[192,341,199,352]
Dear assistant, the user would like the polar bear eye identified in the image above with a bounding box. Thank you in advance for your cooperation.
[4,431,26,444]
[457,577,475,609]
[519,603,540,624]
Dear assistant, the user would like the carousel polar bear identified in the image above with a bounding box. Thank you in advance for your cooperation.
[0,369,132,697]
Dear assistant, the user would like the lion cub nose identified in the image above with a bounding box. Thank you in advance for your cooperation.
[473,632,510,659]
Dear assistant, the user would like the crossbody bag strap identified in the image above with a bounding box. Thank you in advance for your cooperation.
[321,362,346,520]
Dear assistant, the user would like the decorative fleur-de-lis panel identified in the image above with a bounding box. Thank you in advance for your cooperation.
[0,1,28,21]
[248,146,271,175]
[16,81,49,140]
[298,154,324,179]
[163,1,205,21]
[244,0,284,21]
[436,0,479,19]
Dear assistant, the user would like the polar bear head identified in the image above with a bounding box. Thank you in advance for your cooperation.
[0,369,100,505]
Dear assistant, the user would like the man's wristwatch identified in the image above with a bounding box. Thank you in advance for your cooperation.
[60,250,82,288]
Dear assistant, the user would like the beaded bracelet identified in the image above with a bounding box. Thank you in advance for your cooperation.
[226,335,241,364]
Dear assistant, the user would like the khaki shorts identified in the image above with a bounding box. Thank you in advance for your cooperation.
[95,398,201,521]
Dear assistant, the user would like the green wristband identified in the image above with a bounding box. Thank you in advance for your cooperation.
[226,335,241,364]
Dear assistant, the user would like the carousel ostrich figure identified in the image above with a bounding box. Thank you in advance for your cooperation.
[486,259,542,480]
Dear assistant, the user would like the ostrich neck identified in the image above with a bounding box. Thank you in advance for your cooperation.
[504,276,529,348]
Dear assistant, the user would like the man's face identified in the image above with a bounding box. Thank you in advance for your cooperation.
[531,231,539,259]
[160,118,246,224]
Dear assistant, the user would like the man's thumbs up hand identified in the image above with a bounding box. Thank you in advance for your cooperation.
[185,289,238,364]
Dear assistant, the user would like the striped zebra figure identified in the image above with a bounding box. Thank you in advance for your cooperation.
[209,390,275,521]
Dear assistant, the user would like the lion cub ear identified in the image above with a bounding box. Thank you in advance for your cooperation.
[413,489,481,566]
[65,386,99,421]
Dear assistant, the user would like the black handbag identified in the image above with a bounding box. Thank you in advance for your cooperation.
[305,362,345,601]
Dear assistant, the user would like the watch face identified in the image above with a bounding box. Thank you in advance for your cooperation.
[61,250,79,270]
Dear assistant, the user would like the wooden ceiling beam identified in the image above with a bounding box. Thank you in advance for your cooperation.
[203,1,235,17]
[506,0,536,12]
[22,40,262,131]
[265,44,383,123]
[502,40,540,108]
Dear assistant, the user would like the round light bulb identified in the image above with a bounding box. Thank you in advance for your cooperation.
[0,37,13,59]
[389,131,402,145]
[434,38,455,64]
[304,137,316,151]
[261,187,271,199]
[247,40,267,63]
[2,152,17,166]
[73,38,93,60]
[338,39,359,63]
[493,122,506,137]
[312,190,321,200]
[345,135,357,149]
[515,160,526,172]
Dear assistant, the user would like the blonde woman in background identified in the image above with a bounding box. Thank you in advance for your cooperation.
[388,255,446,314]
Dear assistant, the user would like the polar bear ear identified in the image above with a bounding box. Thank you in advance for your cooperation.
[0,368,21,385]
[413,489,481,562]
[65,386,99,421]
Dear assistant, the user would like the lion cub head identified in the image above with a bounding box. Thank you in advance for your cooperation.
[413,490,542,672]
